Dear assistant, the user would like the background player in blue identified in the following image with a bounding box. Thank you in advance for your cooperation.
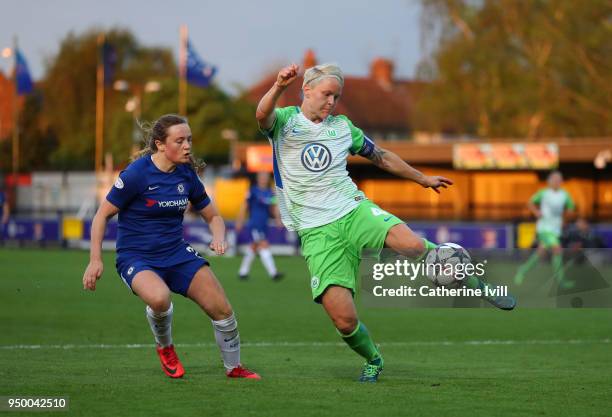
[235,171,284,280]
[82,114,260,380]
[0,186,9,241]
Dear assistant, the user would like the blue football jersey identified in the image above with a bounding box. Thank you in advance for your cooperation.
[106,156,210,264]
[247,186,275,229]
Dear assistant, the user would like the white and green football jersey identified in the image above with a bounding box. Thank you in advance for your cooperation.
[262,106,371,231]
[531,188,575,236]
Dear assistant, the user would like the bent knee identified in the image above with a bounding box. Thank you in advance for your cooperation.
[334,316,358,335]
[386,225,425,258]
[147,295,171,313]
[397,237,426,258]
[411,238,426,255]
[215,304,234,321]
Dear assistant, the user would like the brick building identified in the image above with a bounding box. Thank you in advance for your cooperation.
[246,49,425,140]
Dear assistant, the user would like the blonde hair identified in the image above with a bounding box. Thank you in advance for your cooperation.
[302,63,344,89]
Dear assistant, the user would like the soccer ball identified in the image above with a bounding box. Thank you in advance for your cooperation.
[425,242,472,287]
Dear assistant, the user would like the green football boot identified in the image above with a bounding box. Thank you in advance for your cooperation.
[359,356,384,383]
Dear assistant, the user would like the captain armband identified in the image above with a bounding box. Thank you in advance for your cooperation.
[356,136,375,158]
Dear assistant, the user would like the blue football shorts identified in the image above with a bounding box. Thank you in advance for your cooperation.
[116,243,209,296]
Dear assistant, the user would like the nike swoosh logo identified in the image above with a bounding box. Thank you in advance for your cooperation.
[291,128,301,134]
[162,363,178,375]
[383,216,392,222]
[223,335,238,343]
[148,186,159,190]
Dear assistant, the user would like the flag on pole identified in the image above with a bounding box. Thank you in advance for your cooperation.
[102,41,117,86]
[14,48,33,95]
[186,39,216,87]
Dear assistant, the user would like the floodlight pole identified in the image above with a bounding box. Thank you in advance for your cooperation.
[95,32,105,173]
[179,25,188,117]
[11,36,19,175]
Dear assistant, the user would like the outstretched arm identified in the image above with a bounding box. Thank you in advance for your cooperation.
[527,201,541,218]
[83,200,119,290]
[256,64,299,130]
[364,145,453,194]
[200,202,227,255]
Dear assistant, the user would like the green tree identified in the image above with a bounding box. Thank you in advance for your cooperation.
[41,28,175,169]
[133,81,258,165]
[0,92,58,172]
[415,0,612,138]
[22,27,259,170]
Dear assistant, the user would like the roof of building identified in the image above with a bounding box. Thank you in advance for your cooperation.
[245,50,426,138]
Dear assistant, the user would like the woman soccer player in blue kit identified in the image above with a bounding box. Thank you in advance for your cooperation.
[235,171,284,281]
[82,114,260,380]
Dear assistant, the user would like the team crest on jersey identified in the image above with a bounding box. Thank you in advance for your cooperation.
[326,129,337,137]
[114,177,124,189]
[301,143,332,172]
[311,276,320,289]
[177,183,185,194]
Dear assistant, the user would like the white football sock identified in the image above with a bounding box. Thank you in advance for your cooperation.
[259,248,278,277]
[239,246,256,276]
[146,303,173,348]
[212,313,240,371]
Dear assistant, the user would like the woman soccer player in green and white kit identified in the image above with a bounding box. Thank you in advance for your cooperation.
[256,63,515,382]
[514,171,576,288]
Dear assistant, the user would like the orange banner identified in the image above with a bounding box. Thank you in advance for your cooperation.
[246,145,273,173]
[453,143,558,170]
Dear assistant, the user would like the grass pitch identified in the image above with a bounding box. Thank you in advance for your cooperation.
[1,248,611,416]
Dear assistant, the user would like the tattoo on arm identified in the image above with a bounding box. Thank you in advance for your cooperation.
[365,146,426,184]
[367,145,387,166]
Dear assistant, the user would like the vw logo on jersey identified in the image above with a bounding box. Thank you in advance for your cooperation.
[301,143,332,172]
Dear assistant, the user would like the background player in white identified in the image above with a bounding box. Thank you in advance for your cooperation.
[256,63,515,382]
[514,171,576,288]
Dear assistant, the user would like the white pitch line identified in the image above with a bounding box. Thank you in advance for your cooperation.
[0,339,610,350]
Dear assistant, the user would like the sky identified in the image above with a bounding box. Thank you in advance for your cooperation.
[0,0,424,93]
